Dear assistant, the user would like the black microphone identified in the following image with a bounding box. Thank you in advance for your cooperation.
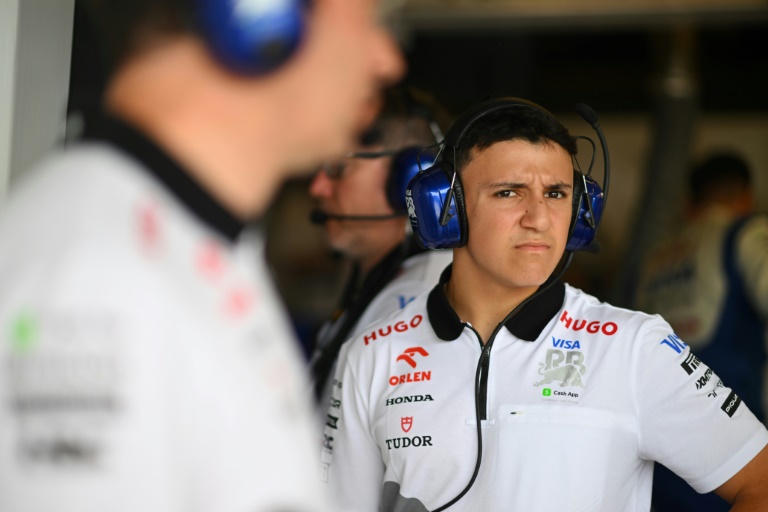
[309,209,405,224]
[574,102,610,205]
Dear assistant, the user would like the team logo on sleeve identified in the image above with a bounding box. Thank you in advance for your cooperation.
[708,380,725,398]
[680,353,702,375]
[659,333,688,354]
[721,391,742,418]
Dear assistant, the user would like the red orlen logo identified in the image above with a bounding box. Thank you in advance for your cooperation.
[396,347,429,368]
[401,416,413,433]
[364,315,423,345]
[559,310,618,336]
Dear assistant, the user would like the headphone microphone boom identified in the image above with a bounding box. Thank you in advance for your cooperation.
[309,209,405,224]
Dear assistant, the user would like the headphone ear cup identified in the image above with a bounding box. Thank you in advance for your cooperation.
[405,162,466,249]
[197,0,306,75]
[387,147,437,212]
[567,171,605,252]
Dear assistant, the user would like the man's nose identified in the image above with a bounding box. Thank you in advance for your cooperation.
[309,170,334,199]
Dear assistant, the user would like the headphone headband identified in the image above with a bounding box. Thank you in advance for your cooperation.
[443,97,556,150]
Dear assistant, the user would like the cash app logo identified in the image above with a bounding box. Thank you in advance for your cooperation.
[542,388,552,397]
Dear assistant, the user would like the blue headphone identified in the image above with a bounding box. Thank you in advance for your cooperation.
[382,88,445,213]
[197,0,306,75]
[387,147,438,213]
[405,97,609,252]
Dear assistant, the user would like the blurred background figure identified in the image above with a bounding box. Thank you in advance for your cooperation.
[308,85,453,408]
[636,150,768,511]
[0,0,403,511]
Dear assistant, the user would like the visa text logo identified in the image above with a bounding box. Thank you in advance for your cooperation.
[552,337,581,349]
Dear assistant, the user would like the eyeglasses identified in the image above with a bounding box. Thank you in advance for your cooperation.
[321,149,400,179]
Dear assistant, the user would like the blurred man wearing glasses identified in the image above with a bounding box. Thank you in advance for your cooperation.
[308,86,453,410]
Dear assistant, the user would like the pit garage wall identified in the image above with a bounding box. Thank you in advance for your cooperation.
[0,0,75,202]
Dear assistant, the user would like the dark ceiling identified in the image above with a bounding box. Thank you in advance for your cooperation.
[68,2,768,120]
[400,24,768,117]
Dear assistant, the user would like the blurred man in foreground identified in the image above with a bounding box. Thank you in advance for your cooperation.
[0,0,403,511]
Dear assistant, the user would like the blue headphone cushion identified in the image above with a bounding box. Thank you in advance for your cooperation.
[197,0,305,75]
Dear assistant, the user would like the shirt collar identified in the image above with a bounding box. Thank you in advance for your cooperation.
[83,114,245,243]
[427,264,565,342]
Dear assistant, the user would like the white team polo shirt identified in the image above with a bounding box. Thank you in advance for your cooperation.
[0,118,331,512]
[323,267,768,512]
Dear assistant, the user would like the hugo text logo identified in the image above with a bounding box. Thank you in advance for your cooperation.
[364,315,423,345]
[559,310,617,336]
[389,346,431,387]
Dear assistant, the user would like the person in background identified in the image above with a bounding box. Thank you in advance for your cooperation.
[636,151,768,511]
[0,0,403,511]
[309,86,454,411]
[322,98,768,511]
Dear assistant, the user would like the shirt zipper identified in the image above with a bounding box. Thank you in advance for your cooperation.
[467,325,497,421]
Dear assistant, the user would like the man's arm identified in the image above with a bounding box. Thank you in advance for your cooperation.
[736,215,768,317]
[322,342,385,512]
[715,444,768,510]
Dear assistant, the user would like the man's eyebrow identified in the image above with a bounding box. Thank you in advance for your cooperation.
[482,181,527,191]
[481,181,573,191]
[546,181,573,190]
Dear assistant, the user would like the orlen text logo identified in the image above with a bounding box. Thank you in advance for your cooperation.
[559,311,618,336]
[390,347,431,387]
[364,314,423,346]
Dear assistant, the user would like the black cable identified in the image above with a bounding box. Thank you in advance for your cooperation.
[430,251,575,511]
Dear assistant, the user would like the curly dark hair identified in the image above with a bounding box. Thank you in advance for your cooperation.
[449,104,578,174]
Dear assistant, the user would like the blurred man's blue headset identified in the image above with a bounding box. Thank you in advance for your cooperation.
[197,0,306,75]
[405,97,610,253]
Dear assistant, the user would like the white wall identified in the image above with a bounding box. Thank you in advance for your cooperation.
[0,0,75,202]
